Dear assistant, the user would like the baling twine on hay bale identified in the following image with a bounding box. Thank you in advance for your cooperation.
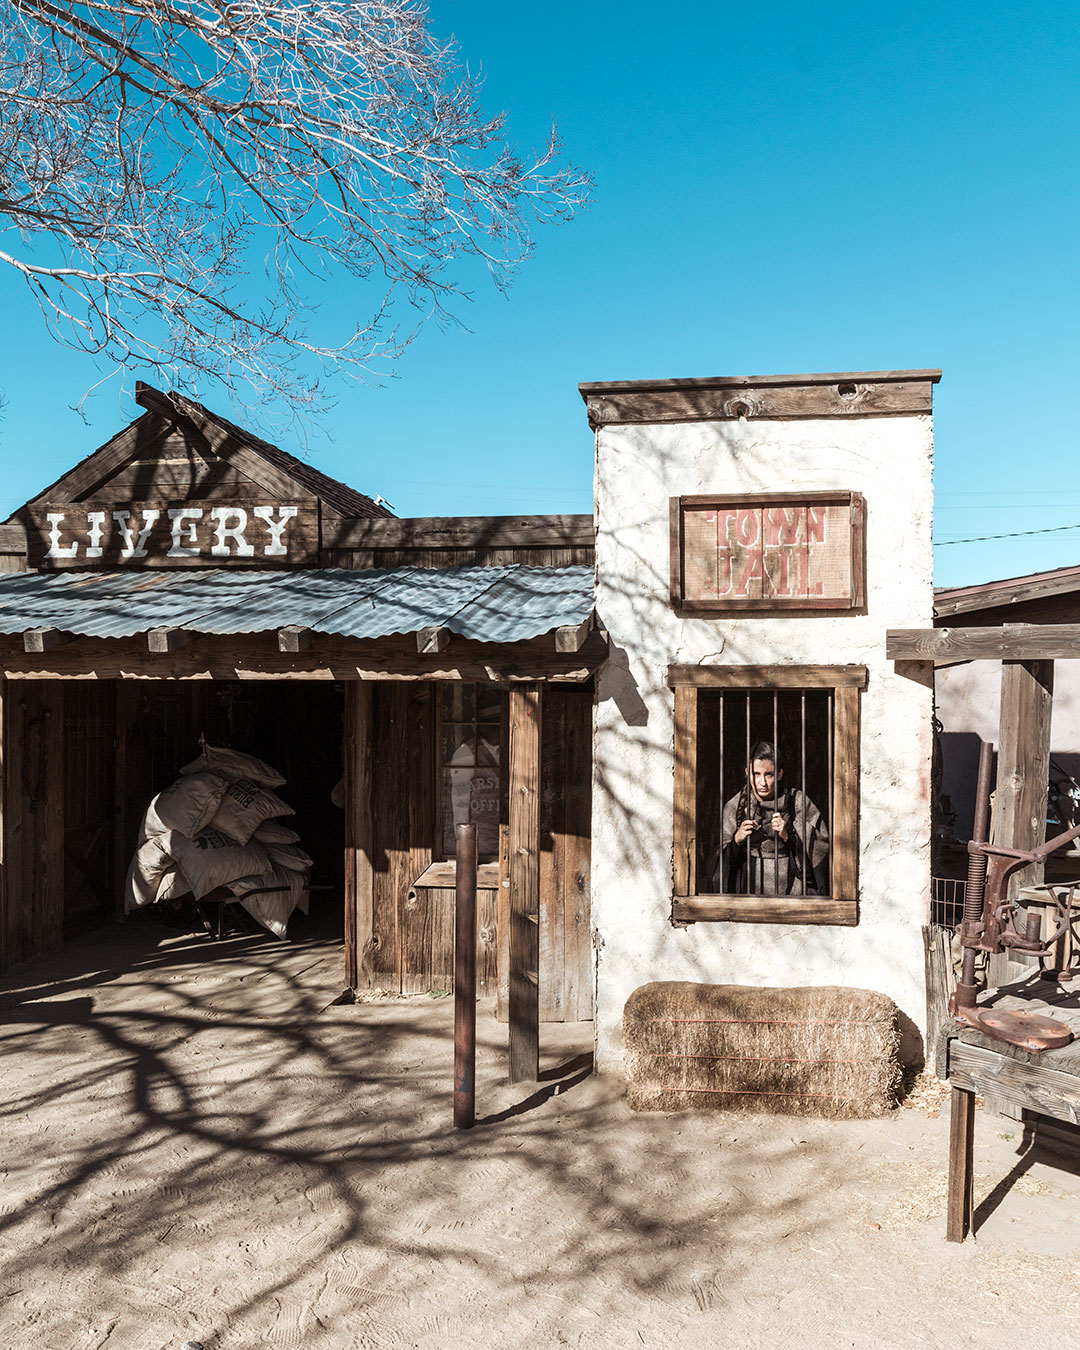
[623,982,902,1118]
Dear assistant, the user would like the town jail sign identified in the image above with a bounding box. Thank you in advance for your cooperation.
[26,502,319,568]
[669,491,865,612]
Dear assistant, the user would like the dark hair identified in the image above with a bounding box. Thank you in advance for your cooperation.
[748,740,780,766]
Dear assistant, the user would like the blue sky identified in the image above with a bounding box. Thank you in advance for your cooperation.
[1,1,1078,588]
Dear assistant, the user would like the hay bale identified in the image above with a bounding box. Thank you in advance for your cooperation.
[623,982,901,1118]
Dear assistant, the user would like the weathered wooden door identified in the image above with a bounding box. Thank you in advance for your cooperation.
[62,683,118,936]
[0,679,64,971]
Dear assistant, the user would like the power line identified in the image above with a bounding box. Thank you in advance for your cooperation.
[934,522,1080,547]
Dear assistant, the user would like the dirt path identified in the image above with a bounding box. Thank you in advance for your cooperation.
[1,920,1078,1350]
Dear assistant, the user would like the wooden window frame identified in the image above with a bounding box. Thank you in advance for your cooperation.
[669,491,866,613]
[669,664,865,926]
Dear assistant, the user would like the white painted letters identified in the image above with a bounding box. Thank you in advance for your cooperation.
[85,510,107,559]
[168,507,204,558]
[45,513,79,559]
[210,507,255,557]
[254,505,299,556]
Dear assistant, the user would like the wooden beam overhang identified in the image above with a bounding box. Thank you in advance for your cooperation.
[147,626,192,653]
[0,628,609,681]
[23,627,70,654]
[321,513,594,552]
[888,625,1080,663]
[579,368,941,430]
[417,625,451,654]
[278,625,312,653]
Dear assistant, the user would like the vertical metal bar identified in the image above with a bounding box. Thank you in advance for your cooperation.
[745,692,752,893]
[454,822,477,1129]
[801,691,807,896]
[773,689,779,895]
[826,691,833,897]
[718,692,724,892]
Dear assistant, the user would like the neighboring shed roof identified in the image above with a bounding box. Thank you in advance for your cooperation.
[0,565,594,644]
[935,563,1080,620]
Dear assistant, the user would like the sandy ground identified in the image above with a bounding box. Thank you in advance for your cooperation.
[2,916,1079,1350]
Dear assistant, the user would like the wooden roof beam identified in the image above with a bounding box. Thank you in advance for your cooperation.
[417,626,451,654]
[23,627,70,654]
[147,626,193,654]
[555,618,592,652]
[278,625,312,653]
[887,624,1080,662]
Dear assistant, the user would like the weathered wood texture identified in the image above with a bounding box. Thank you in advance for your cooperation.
[26,500,319,569]
[672,895,858,925]
[344,682,374,990]
[0,631,607,683]
[831,684,860,903]
[667,664,867,689]
[508,683,542,1082]
[923,924,955,1079]
[62,683,117,938]
[323,514,593,551]
[934,566,1080,620]
[888,625,1080,661]
[580,371,939,429]
[538,686,593,1021]
[672,685,697,898]
[320,546,593,569]
[365,683,434,990]
[0,680,64,972]
[948,1040,1080,1124]
[947,1085,976,1242]
[991,660,1054,981]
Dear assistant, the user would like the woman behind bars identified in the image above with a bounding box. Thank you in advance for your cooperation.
[711,740,830,895]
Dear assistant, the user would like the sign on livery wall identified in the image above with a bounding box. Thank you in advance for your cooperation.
[26,502,318,568]
[669,491,865,611]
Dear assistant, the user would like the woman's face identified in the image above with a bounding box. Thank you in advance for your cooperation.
[750,757,781,802]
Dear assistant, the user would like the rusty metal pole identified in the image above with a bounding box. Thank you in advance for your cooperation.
[954,740,994,1011]
[454,822,477,1129]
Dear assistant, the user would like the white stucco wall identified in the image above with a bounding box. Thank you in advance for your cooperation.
[591,413,935,1071]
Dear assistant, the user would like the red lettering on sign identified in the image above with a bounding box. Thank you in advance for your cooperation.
[733,549,763,596]
[806,506,826,543]
[735,508,760,547]
[763,506,804,547]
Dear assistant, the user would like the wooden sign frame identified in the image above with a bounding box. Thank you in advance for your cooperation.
[669,491,865,613]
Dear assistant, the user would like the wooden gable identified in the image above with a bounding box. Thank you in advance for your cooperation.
[12,386,327,570]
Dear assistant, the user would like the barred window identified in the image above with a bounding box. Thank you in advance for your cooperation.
[669,665,864,925]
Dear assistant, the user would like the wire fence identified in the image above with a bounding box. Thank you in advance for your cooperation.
[930,876,967,930]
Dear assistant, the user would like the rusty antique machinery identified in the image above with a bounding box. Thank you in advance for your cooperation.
[951,740,1080,1052]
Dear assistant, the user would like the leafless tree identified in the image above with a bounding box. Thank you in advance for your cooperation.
[0,2,589,408]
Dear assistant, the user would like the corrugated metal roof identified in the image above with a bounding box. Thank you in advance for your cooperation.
[0,565,595,644]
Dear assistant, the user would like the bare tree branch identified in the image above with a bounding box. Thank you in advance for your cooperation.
[0,1,590,410]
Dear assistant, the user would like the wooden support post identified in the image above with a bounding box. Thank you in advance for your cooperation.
[946,1084,976,1242]
[344,682,374,992]
[278,625,312,653]
[672,685,697,897]
[508,682,542,1083]
[991,655,1054,984]
[454,822,478,1129]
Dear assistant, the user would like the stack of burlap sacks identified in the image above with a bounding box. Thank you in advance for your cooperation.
[124,743,312,938]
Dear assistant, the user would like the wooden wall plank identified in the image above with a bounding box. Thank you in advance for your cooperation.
[400,684,435,993]
[344,682,374,990]
[508,683,542,1081]
[561,686,594,1022]
[668,664,868,689]
[370,684,408,988]
[539,690,566,1021]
